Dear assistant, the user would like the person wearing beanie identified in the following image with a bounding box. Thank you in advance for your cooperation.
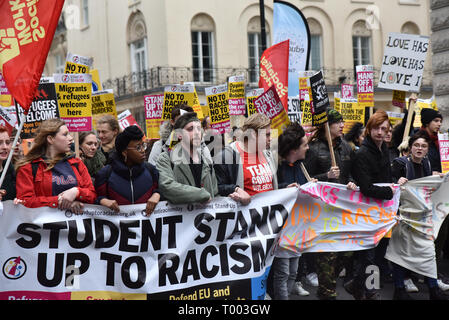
[156,112,218,205]
[95,125,160,216]
[419,108,443,173]
[303,108,357,300]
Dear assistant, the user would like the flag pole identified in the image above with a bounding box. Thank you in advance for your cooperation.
[0,113,25,189]
[259,0,267,51]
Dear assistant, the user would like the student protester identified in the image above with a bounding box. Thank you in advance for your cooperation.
[303,108,357,300]
[419,108,443,173]
[0,127,16,201]
[15,119,96,213]
[156,112,218,205]
[96,114,121,163]
[390,131,448,300]
[214,113,278,206]
[344,122,365,152]
[385,122,398,161]
[273,122,311,299]
[79,131,106,181]
[95,125,160,216]
[148,104,194,166]
[348,110,406,300]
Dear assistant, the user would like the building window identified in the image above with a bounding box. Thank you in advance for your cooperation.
[130,38,148,74]
[82,0,89,27]
[352,20,372,67]
[191,14,215,83]
[307,18,323,71]
[127,11,148,91]
[191,31,214,82]
[248,32,263,83]
[55,54,65,74]
[247,16,270,83]
[401,21,420,35]
[309,35,322,71]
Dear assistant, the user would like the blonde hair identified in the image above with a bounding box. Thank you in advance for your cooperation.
[242,113,271,132]
[15,118,71,171]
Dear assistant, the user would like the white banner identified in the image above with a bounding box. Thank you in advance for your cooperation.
[385,175,449,279]
[0,188,297,300]
[275,182,400,257]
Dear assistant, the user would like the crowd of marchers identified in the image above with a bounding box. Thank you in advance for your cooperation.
[0,102,448,300]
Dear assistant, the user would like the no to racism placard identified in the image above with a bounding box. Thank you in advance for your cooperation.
[298,71,315,127]
[162,85,197,121]
[65,53,93,75]
[246,88,264,117]
[378,32,429,92]
[54,73,92,132]
[205,84,230,134]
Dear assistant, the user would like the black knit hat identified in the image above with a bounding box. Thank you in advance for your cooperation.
[421,108,442,127]
[173,112,199,130]
[115,125,144,153]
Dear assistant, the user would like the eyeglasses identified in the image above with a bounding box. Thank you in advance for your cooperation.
[127,143,147,152]
[412,143,428,149]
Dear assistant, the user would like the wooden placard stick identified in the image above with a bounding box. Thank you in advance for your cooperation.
[402,92,418,142]
[300,162,312,182]
[324,122,337,167]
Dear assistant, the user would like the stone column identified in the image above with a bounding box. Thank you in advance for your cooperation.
[431,0,449,131]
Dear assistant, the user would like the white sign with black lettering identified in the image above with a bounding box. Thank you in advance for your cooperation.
[378,32,429,92]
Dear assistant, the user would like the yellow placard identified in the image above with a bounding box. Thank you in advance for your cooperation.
[64,52,93,74]
[410,97,438,128]
[206,84,230,134]
[340,99,365,134]
[334,96,341,113]
[162,85,197,121]
[91,89,117,129]
[90,69,103,92]
[300,100,312,126]
[54,73,93,132]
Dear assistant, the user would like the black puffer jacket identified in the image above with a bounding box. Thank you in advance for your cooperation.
[351,135,393,200]
[303,136,353,184]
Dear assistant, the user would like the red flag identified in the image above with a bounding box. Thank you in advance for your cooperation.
[258,39,289,111]
[0,0,65,113]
